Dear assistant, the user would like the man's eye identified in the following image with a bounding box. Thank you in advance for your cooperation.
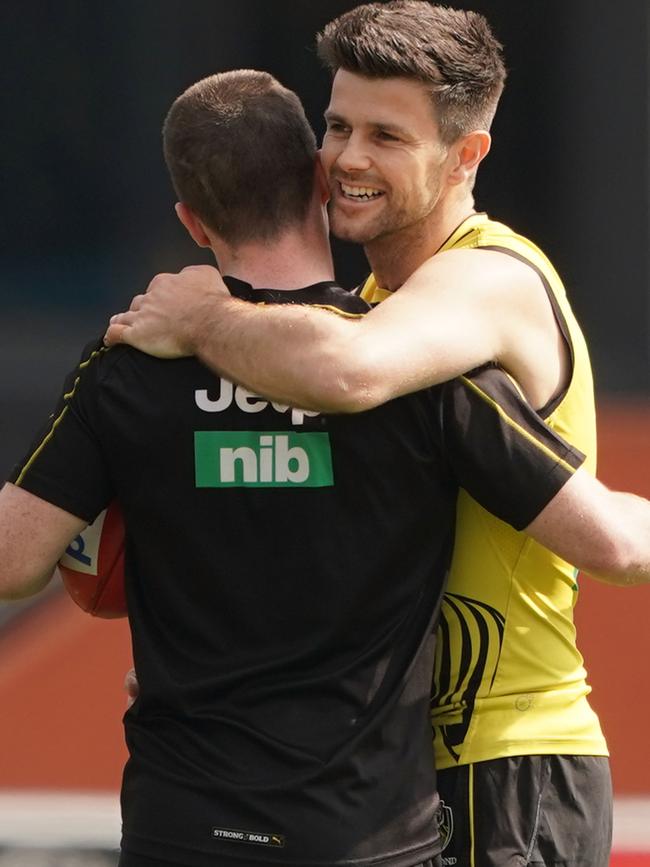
[327,122,347,134]
[377,131,398,142]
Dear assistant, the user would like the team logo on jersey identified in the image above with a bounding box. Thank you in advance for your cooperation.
[212,827,284,848]
[436,800,454,853]
[194,431,334,488]
[195,380,319,426]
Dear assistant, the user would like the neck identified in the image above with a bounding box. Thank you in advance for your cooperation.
[365,194,476,291]
[213,214,334,291]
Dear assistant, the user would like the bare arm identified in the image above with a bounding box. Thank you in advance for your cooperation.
[106,266,354,411]
[0,483,87,600]
[526,470,650,586]
[105,249,559,412]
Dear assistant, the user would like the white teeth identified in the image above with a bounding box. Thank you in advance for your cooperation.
[340,182,383,200]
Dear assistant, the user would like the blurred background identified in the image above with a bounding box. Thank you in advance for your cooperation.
[1,0,649,863]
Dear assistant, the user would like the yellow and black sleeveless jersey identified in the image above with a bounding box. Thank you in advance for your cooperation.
[361,212,606,769]
[11,277,585,867]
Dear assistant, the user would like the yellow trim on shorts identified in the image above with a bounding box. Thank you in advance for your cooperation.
[460,375,577,475]
[14,347,107,486]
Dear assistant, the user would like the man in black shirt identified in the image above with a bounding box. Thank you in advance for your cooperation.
[2,70,650,867]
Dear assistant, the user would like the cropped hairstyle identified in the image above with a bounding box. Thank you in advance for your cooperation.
[163,70,317,245]
[317,1,506,144]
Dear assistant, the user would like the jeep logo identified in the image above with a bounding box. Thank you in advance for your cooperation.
[195,380,319,426]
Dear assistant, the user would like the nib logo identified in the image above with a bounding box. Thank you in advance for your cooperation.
[194,431,334,488]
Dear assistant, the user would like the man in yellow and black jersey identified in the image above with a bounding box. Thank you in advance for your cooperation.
[6,69,643,867]
[362,216,606,866]
[105,5,650,867]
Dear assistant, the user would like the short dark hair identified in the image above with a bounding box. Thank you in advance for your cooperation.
[317,1,506,144]
[163,70,317,245]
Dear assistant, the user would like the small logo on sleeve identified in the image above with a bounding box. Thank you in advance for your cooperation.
[212,827,285,848]
[195,431,334,488]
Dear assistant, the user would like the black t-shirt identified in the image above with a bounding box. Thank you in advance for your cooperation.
[10,279,584,867]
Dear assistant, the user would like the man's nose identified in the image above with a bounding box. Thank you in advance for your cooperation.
[335,133,373,174]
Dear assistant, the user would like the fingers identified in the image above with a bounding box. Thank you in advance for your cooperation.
[180,264,230,296]
[104,296,145,346]
[124,667,138,694]
[145,274,170,295]
[104,321,130,347]
[130,294,146,311]
[180,264,218,275]
[104,265,225,352]
[141,265,226,300]
[111,311,137,326]
[124,667,139,709]
[105,310,137,347]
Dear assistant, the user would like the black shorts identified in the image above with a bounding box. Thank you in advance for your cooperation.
[435,755,612,867]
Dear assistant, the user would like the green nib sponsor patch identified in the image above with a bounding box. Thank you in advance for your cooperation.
[195,431,334,488]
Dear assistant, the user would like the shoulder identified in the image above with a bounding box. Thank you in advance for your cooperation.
[397,249,551,331]
[68,337,152,394]
[414,247,542,291]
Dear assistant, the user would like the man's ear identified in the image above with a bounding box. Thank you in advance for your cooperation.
[174,202,212,248]
[315,153,331,204]
[446,130,491,186]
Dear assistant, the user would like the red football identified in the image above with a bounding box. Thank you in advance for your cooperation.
[59,500,127,618]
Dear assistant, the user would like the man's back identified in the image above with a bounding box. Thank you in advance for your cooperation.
[16,281,450,865]
[11,276,587,866]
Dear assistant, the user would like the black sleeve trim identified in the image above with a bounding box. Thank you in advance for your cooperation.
[459,372,583,476]
[442,365,586,531]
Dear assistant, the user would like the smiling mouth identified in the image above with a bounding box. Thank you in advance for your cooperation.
[339,182,384,202]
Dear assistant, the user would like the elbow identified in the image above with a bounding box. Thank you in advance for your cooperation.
[312,339,391,414]
[581,538,649,587]
[318,373,387,414]
[0,563,55,601]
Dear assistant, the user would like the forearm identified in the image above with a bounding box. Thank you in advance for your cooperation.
[107,258,507,412]
[191,296,381,413]
[0,566,56,601]
[106,253,518,412]
[192,291,501,413]
[0,484,86,599]
[580,491,650,586]
[526,474,650,587]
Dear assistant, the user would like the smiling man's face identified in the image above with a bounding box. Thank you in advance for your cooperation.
[321,69,450,246]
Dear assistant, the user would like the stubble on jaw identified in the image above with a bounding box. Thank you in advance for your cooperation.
[326,167,444,248]
[327,170,451,291]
